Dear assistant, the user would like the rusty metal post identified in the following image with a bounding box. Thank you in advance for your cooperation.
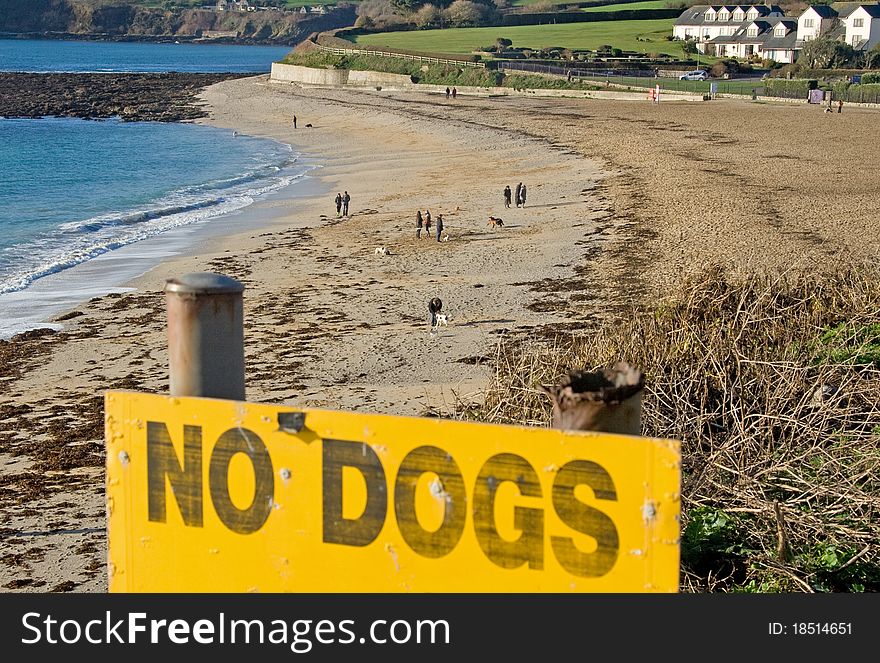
[544,362,644,436]
[164,272,245,400]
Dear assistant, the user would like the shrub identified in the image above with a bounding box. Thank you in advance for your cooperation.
[861,72,880,84]
[763,78,816,98]
[470,264,880,592]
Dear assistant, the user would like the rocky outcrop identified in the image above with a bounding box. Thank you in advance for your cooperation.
[0,72,250,122]
[0,1,357,45]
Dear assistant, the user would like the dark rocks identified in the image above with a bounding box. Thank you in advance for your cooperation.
[0,72,250,122]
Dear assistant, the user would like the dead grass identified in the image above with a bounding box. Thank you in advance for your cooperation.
[466,263,880,592]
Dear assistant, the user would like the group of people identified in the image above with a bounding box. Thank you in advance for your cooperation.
[416,209,444,241]
[445,87,457,100]
[334,191,351,217]
[503,183,527,209]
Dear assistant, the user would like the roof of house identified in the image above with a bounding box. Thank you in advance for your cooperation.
[674,5,784,26]
[833,3,874,18]
[707,17,798,46]
[804,5,839,18]
[855,4,880,17]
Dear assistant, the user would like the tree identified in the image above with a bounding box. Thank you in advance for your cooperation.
[863,43,880,70]
[389,0,419,12]
[413,3,441,28]
[494,37,512,52]
[798,37,858,69]
[443,0,490,27]
[681,39,698,56]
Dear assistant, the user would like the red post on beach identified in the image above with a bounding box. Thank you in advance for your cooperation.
[164,272,245,401]
[544,362,644,436]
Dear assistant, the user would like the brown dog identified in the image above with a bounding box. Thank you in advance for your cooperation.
[487,216,504,228]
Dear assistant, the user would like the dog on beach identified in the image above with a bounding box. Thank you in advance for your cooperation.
[375,246,389,256]
[487,216,504,228]
[434,313,448,327]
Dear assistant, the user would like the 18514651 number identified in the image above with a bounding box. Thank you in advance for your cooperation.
[792,623,851,635]
[769,622,853,636]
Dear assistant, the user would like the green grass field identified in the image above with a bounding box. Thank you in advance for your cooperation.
[582,1,673,11]
[354,19,683,57]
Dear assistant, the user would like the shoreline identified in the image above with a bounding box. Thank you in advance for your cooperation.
[0,76,612,591]
[2,75,878,592]
[0,106,321,340]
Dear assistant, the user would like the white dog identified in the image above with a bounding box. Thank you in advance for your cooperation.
[374,246,389,256]
[434,313,448,327]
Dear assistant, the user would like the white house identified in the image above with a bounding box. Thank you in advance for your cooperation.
[674,3,880,62]
[795,5,839,42]
[705,17,799,62]
[673,5,785,43]
[840,3,880,48]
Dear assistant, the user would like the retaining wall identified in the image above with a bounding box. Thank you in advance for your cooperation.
[269,62,707,102]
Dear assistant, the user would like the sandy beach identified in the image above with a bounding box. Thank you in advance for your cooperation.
[1,75,878,591]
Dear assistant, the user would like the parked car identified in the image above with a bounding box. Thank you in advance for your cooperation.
[679,70,709,81]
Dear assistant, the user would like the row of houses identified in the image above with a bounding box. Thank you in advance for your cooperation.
[213,1,330,12]
[672,3,880,64]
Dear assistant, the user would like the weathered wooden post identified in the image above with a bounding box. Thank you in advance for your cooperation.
[544,362,644,435]
[164,272,245,400]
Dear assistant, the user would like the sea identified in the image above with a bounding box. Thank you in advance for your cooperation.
[0,38,312,339]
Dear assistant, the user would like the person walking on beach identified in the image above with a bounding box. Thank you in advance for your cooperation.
[519,183,527,208]
[335,192,342,217]
[452,87,457,99]
[515,182,522,208]
[293,115,297,129]
[416,210,424,239]
[424,209,432,237]
[446,87,451,99]
[435,214,444,242]
[838,99,844,114]
[429,297,443,329]
[342,191,351,216]
[503,185,512,208]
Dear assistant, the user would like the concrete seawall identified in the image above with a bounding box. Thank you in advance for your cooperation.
[270,63,413,88]
[269,62,706,102]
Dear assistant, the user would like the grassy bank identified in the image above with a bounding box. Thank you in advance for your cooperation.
[353,19,683,58]
[582,0,673,11]
[280,51,603,90]
[467,265,880,592]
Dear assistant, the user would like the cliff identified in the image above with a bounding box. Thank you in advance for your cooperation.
[0,1,357,45]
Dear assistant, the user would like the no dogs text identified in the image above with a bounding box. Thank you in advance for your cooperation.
[106,392,681,592]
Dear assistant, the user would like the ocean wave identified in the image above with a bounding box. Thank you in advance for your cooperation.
[0,168,311,296]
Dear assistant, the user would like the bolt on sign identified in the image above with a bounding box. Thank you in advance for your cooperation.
[105,392,681,592]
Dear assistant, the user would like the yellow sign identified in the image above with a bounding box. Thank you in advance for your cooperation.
[105,391,681,592]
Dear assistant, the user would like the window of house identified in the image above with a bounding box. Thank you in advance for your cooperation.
[854,18,864,28]
[804,18,814,28]
[703,28,711,37]
[775,28,785,37]
[852,34,863,44]
[734,11,744,21]
[747,28,758,37]
[718,11,729,20]
[706,12,715,21]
